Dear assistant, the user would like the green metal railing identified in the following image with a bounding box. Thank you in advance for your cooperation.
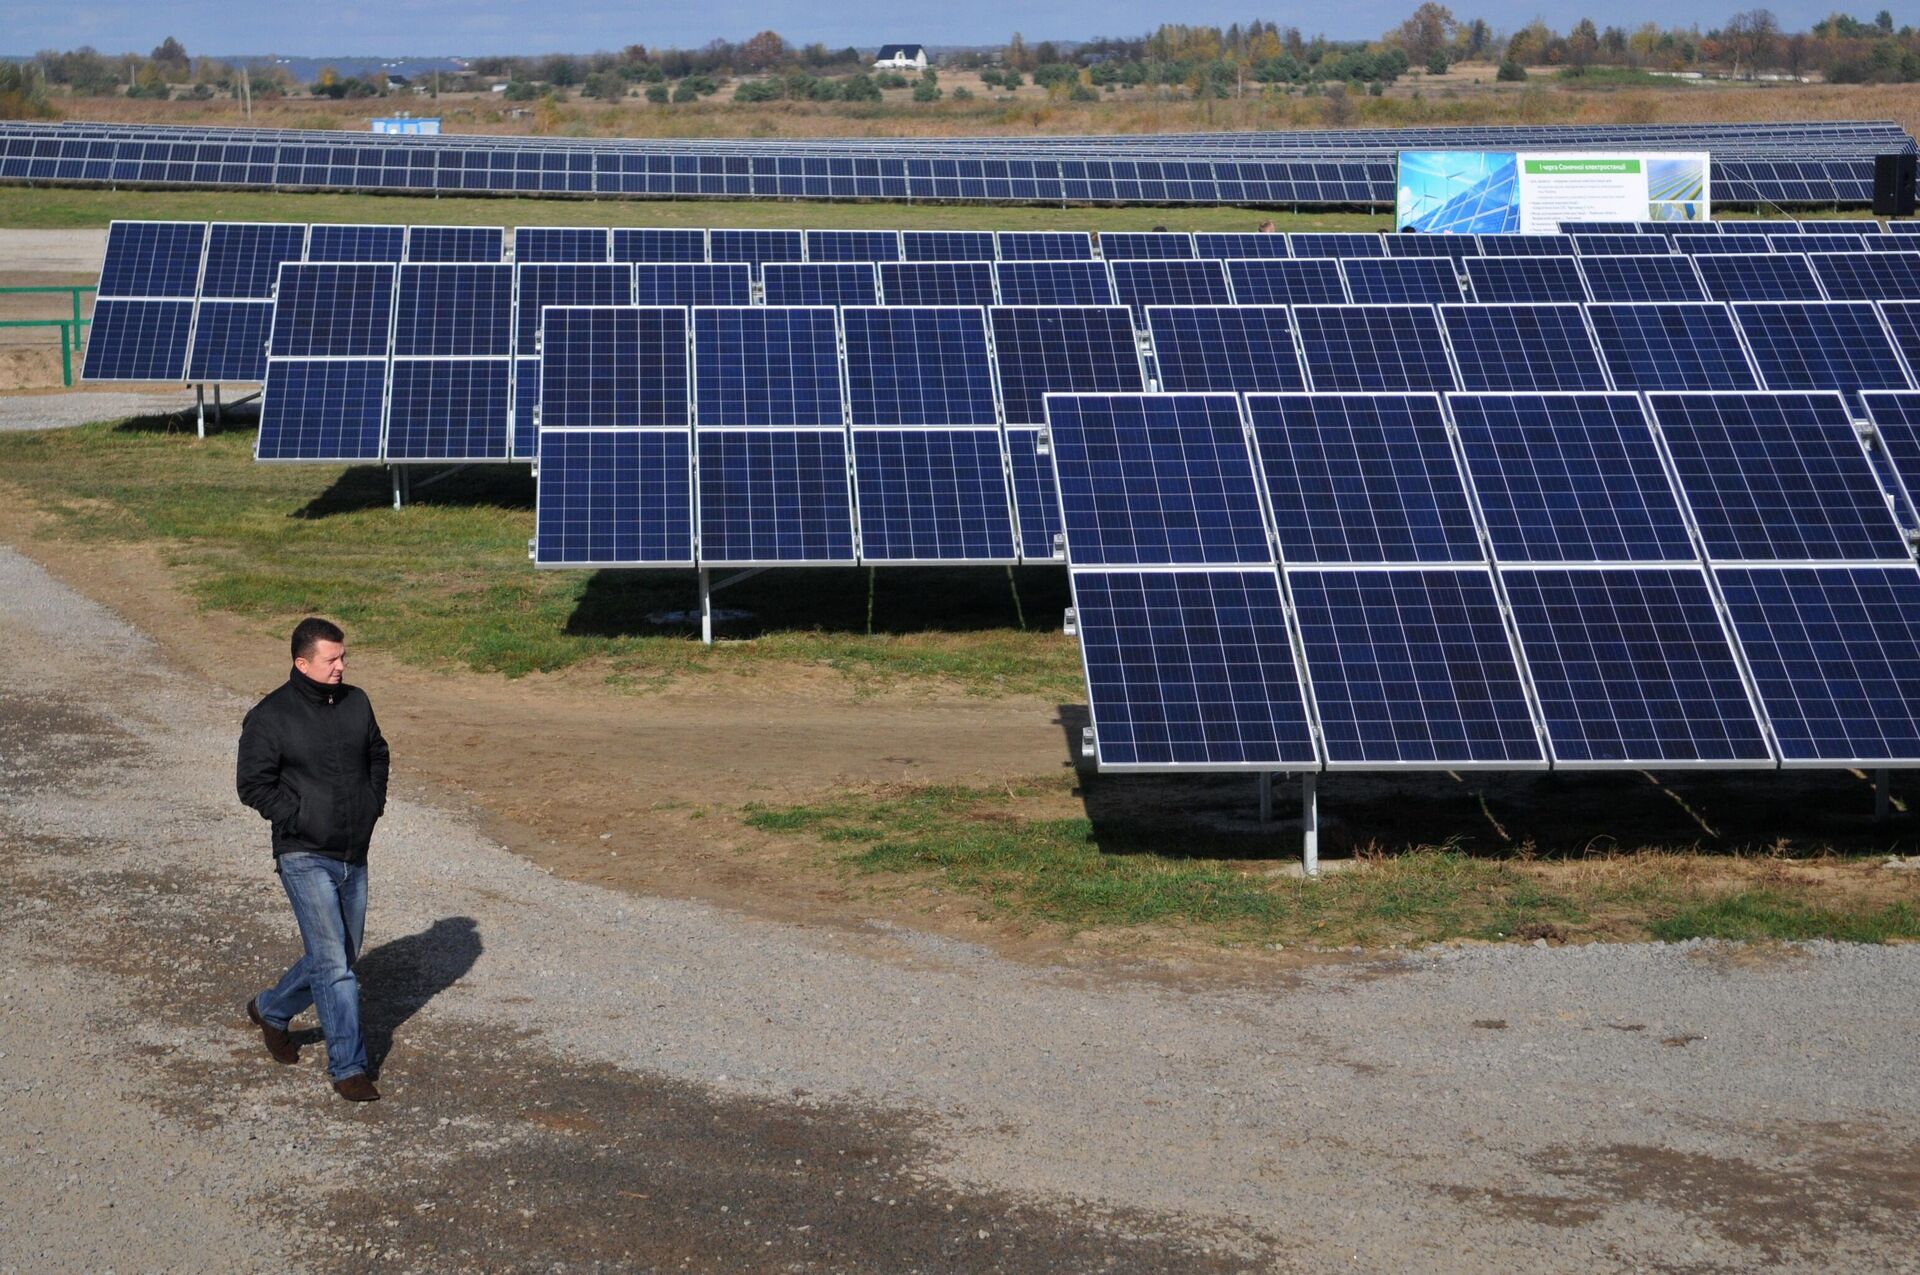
[0,286,95,386]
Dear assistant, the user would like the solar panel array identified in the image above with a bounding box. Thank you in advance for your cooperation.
[9,118,1909,206]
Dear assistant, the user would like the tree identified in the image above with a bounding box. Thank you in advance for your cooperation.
[1426,49,1450,74]
[1460,18,1491,59]
[1567,18,1600,69]
[150,36,190,81]
[912,74,941,101]
[645,82,669,103]
[840,74,882,101]
[1393,3,1456,66]
[1496,60,1527,81]
[1005,33,1032,72]
[740,30,789,71]
[582,70,626,100]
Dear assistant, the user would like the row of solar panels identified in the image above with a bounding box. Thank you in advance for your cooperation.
[1050,389,1920,772]
[1,126,1888,205]
[17,118,1912,157]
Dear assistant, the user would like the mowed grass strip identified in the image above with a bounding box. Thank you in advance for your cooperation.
[744,779,1920,947]
[0,419,1082,696]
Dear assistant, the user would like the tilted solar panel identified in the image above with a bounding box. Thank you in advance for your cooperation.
[1880,301,1920,376]
[1572,233,1670,257]
[540,306,689,429]
[1575,254,1707,303]
[1449,392,1695,562]
[995,231,1095,261]
[403,225,501,263]
[1287,233,1383,259]
[513,226,610,263]
[1145,305,1306,394]
[1799,219,1882,234]
[988,305,1143,425]
[1439,303,1611,393]
[1500,566,1773,765]
[1732,302,1915,407]
[1475,233,1576,257]
[1692,252,1824,301]
[255,359,388,462]
[1293,305,1458,393]
[611,227,707,263]
[842,306,998,427]
[993,260,1115,307]
[1584,302,1759,391]
[511,263,635,457]
[1861,390,1920,513]
[535,429,694,566]
[708,229,806,276]
[1676,235,1769,256]
[393,263,514,357]
[692,306,844,427]
[310,223,408,263]
[1044,393,1272,567]
[269,262,395,357]
[762,262,880,308]
[1244,392,1480,564]
[1809,251,1920,301]
[1647,390,1907,561]
[902,230,996,262]
[851,429,1017,563]
[1193,232,1291,260]
[1288,567,1544,767]
[97,219,206,297]
[695,429,856,564]
[201,222,308,298]
[1223,258,1348,305]
[186,300,275,382]
[386,360,513,462]
[1384,234,1482,260]
[84,299,196,381]
[632,263,753,307]
[1107,258,1231,323]
[1005,428,1064,560]
[1462,255,1589,303]
[1771,233,1869,254]
[1341,257,1461,305]
[877,260,997,307]
[1099,232,1196,260]
[805,229,902,263]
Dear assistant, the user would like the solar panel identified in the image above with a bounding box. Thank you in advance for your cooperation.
[1289,567,1544,767]
[1575,254,1708,303]
[851,429,1017,562]
[1718,564,1920,764]
[1070,568,1319,769]
[1107,259,1231,322]
[1647,391,1906,561]
[993,260,1115,306]
[1676,235,1768,256]
[611,227,707,263]
[1099,232,1196,260]
[1292,305,1458,393]
[842,306,998,426]
[1732,302,1915,407]
[1244,392,1480,564]
[1880,301,1920,376]
[1500,566,1773,765]
[1384,234,1482,260]
[513,226,610,263]
[185,300,274,381]
[97,219,205,297]
[1145,305,1305,394]
[1439,303,1611,393]
[268,262,395,358]
[995,231,1095,261]
[762,262,880,308]
[692,306,843,427]
[1810,251,1920,301]
[1891,222,1920,236]
[708,229,805,276]
[1462,255,1589,303]
[1771,233,1869,255]
[1572,233,1669,257]
[1585,302,1760,391]
[534,429,694,566]
[403,225,501,263]
[877,260,997,307]
[393,263,513,357]
[805,229,902,262]
[310,223,407,263]
[1341,257,1462,304]
[1288,233,1384,259]
[1005,428,1064,560]
[83,300,197,381]
[1193,232,1292,260]
[1449,392,1695,562]
[200,222,308,298]
[632,263,752,307]
[1475,233,1577,257]
[1714,222,1778,236]
[1044,393,1272,566]
[386,360,513,462]
[1799,219,1881,234]
[511,263,635,457]
[1692,252,1824,301]
[1861,390,1920,514]
[695,429,856,564]
[255,359,388,462]
[540,306,689,428]
[902,230,996,262]
[988,306,1143,425]
[1223,258,1348,305]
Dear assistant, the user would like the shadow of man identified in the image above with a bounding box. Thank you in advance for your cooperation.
[351,916,484,1078]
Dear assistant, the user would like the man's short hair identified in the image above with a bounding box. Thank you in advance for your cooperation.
[291,616,346,661]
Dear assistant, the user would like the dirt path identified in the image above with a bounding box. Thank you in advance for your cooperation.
[5,543,1920,1273]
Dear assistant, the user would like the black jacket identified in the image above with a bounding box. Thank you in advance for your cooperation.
[236,669,390,862]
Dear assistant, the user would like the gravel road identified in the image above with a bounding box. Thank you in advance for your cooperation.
[0,390,203,431]
[2,540,1918,1274]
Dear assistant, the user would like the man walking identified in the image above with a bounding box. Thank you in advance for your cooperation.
[236,617,389,1102]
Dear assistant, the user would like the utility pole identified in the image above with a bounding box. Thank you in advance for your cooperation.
[240,65,252,119]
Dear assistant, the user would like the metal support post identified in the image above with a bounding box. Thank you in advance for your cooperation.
[391,467,409,511]
[700,568,713,646]
[1258,772,1273,825]
[1301,772,1319,877]
[213,383,223,426]
[1876,768,1890,823]
[195,384,206,439]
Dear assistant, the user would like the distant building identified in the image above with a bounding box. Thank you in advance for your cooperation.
[873,44,929,71]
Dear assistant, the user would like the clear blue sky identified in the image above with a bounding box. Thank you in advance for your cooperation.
[7,0,1865,56]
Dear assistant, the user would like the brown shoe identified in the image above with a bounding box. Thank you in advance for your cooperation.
[333,1074,380,1102]
[247,997,299,1065]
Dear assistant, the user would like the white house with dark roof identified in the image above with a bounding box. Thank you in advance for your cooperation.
[873,44,929,71]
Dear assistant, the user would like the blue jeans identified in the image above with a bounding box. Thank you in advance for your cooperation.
[257,852,368,1081]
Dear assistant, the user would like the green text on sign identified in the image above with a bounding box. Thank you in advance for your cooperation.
[1524,159,1642,175]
